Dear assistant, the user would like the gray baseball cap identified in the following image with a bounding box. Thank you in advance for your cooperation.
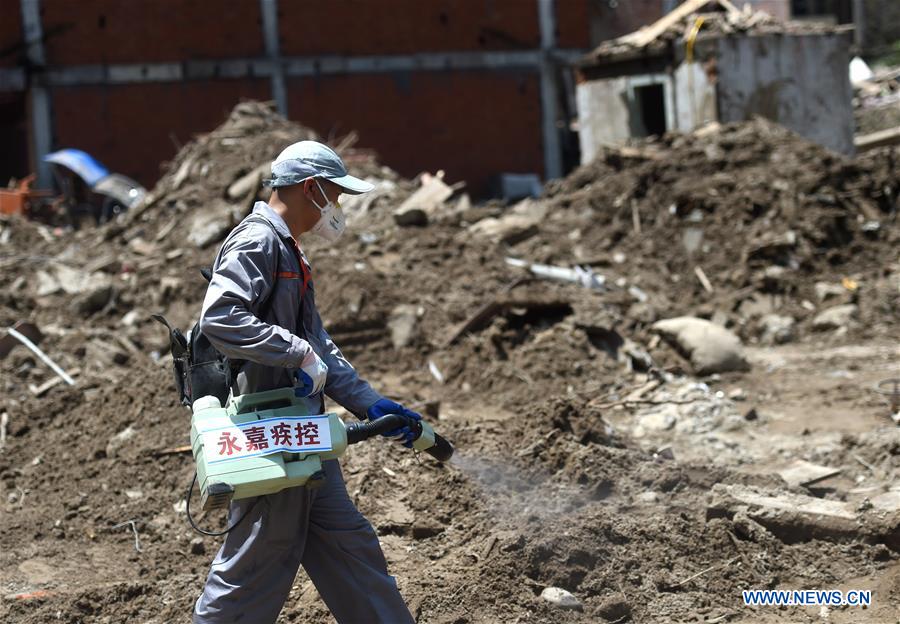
[265,140,374,195]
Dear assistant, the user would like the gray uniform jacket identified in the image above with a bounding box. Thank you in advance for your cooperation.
[199,201,380,417]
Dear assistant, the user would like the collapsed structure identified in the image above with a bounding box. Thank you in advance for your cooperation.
[575,0,855,162]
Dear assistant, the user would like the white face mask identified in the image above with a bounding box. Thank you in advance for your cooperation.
[309,179,346,242]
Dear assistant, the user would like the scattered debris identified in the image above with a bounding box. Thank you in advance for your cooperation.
[777,460,842,488]
[652,317,748,375]
[540,587,582,611]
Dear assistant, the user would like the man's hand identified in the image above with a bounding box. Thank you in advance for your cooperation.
[366,398,422,447]
[294,351,328,397]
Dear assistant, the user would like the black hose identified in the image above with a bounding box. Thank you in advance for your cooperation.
[185,472,258,537]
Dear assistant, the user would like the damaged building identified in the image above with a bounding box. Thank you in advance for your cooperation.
[574,0,856,163]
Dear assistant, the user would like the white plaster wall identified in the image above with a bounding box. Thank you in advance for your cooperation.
[576,77,631,164]
[673,62,717,131]
[715,33,855,155]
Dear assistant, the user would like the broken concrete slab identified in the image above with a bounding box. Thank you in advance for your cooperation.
[468,199,547,245]
[188,202,236,248]
[392,174,453,227]
[758,313,796,345]
[226,163,269,200]
[777,459,842,488]
[387,304,419,350]
[708,483,900,551]
[812,304,859,331]
[652,316,749,375]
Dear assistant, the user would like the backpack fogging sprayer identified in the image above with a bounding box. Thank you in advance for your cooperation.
[153,314,454,535]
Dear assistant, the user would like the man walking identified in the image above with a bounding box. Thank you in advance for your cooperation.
[193,141,419,623]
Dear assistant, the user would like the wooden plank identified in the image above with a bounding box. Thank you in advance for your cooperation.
[855,125,900,152]
[620,0,734,48]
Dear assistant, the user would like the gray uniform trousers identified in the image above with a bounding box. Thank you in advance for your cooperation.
[193,459,414,624]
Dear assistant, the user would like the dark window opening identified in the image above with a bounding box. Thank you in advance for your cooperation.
[0,94,29,184]
[633,83,667,138]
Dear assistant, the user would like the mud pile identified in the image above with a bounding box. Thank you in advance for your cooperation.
[1,103,898,623]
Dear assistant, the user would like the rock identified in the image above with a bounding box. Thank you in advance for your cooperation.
[392,206,429,227]
[468,199,546,245]
[106,425,138,458]
[74,281,115,315]
[387,305,419,349]
[637,491,660,503]
[392,175,453,227]
[637,407,677,432]
[190,537,206,555]
[707,483,900,551]
[36,270,62,297]
[812,304,858,331]
[596,595,631,621]
[540,587,582,611]
[227,163,269,200]
[651,317,749,375]
[758,314,795,345]
[411,522,444,539]
[814,281,846,302]
[728,388,746,401]
[188,202,235,248]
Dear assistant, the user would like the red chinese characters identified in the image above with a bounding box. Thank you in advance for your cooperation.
[295,422,321,446]
[244,426,269,451]
[217,432,242,456]
[270,423,292,446]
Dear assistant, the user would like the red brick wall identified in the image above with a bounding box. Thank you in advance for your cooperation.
[279,0,541,55]
[286,70,543,195]
[556,0,591,48]
[51,79,269,187]
[589,0,666,45]
[41,0,263,65]
[0,0,23,68]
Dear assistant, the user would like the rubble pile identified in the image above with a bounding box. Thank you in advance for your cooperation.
[584,0,842,63]
[1,102,898,623]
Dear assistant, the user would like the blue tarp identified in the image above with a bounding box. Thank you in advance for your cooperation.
[43,149,110,187]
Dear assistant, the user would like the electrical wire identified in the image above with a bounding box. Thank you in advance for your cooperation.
[185,472,258,537]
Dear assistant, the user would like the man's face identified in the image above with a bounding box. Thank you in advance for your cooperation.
[302,178,343,209]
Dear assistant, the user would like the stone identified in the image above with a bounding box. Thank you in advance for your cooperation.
[652,317,749,375]
[74,280,115,315]
[468,199,546,245]
[106,425,137,458]
[814,281,847,302]
[387,305,419,349]
[411,523,444,539]
[188,202,235,248]
[812,304,858,331]
[540,587,582,611]
[637,407,677,432]
[708,484,900,551]
[637,491,660,503]
[190,537,206,555]
[596,595,631,622]
[777,460,841,488]
[226,163,269,200]
[758,314,795,345]
[392,206,429,227]
[393,174,453,227]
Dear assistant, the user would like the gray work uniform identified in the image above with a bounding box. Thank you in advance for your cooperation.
[193,202,414,624]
